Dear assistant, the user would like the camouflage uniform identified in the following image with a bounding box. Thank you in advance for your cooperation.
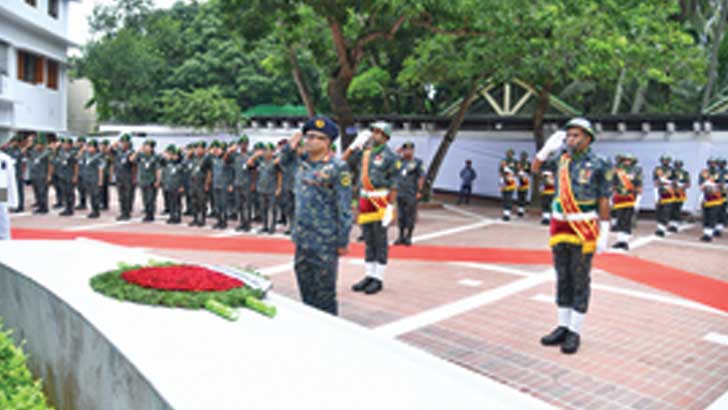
[499,151,517,220]
[351,144,398,265]
[189,149,212,227]
[111,144,135,220]
[516,153,531,217]
[210,152,230,229]
[136,152,160,221]
[80,147,105,218]
[549,147,610,315]
[286,137,352,315]
[652,157,676,236]
[51,145,63,208]
[611,155,642,248]
[671,160,690,229]
[278,145,300,234]
[28,145,51,213]
[56,143,77,215]
[539,158,557,225]
[253,157,278,233]
[699,159,724,241]
[394,156,425,244]
[232,149,253,231]
[162,154,185,224]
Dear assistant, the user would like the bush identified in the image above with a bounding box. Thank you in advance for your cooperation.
[0,318,53,410]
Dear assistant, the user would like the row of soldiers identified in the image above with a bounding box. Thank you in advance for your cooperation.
[0,131,427,244]
[495,147,727,246]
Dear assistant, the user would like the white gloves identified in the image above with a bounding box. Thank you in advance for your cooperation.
[653,188,659,204]
[351,130,372,150]
[635,194,642,210]
[597,220,610,253]
[382,204,395,227]
[536,130,566,161]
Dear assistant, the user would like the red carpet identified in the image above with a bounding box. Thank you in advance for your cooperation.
[12,228,728,313]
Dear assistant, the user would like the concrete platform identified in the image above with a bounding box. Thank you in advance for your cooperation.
[0,239,554,410]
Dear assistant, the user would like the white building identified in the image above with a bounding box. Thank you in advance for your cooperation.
[0,0,77,140]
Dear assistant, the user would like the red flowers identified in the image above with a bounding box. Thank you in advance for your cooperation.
[121,265,244,292]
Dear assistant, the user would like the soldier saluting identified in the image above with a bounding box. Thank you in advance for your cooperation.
[283,116,352,315]
[344,121,399,295]
[532,118,611,354]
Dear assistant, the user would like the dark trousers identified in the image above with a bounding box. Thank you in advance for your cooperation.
[397,195,417,231]
[703,205,719,228]
[141,185,157,218]
[457,185,472,204]
[163,190,170,212]
[183,183,192,213]
[517,189,528,207]
[719,202,727,226]
[116,176,133,217]
[191,186,206,224]
[362,222,388,264]
[294,244,338,315]
[213,187,227,224]
[552,243,593,314]
[166,189,181,221]
[502,190,514,210]
[31,178,48,211]
[77,180,86,207]
[614,207,634,235]
[52,174,62,205]
[60,179,75,213]
[101,174,109,209]
[259,192,275,230]
[656,203,670,228]
[236,186,251,228]
[86,183,100,214]
[670,201,684,223]
[282,190,295,228]
[14,173,25,210]
[541,193,554,214]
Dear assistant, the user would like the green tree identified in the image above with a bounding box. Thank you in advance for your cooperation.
[159,87,241,131]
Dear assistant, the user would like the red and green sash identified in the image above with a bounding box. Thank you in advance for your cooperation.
[612,168,636,209]
[358,148,391,224]
[549,153,599,254]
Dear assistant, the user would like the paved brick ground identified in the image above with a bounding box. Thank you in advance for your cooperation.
[9,186,728,409]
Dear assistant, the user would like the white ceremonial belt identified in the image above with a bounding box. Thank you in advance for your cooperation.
[360,189,389,199]
[551,211,598,222]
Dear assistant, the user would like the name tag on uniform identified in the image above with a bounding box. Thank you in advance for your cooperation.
[145,163,150,169]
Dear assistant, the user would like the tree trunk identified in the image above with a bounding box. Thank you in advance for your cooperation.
[611,67,626,114]
[422,78,480,201]
[288,46,315,117]
[530,81,552,201]
[702,0,728,110]
[327,72,356,148]
[630,79,648,114]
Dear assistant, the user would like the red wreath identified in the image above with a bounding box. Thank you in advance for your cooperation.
[121,265,244,292]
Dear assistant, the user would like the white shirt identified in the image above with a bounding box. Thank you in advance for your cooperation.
[0,151,18,208]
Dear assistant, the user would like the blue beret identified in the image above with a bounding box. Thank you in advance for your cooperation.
[302,115,339,140]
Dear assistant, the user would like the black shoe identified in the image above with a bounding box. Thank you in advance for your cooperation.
[541,218,550,225]
[212,222,224,229]
[59,210,72,216]
[517,211,524,218]
[502,215,510,221]
[393,237,405,245]
[715,230,722,237]
[655,230,665,237]
[561,331,580,354]
[541,326,569,346]
[668,226,678,233]
[356,235,365,242]
[352,277,373,292]
[612,242,629,250]
[284,229,291,235]
[404,237,413,246]
[162,210,170,215]
[116,214,130,221]
[53,204,63,209]
[87,212,100,219]
[229,213,238,221]
[166,219,176,224]
[189,220,199,227]
[700,234,712,242]
[33,208,48,214]
[142,216,154,223]
[364,278,383,295]
[75,205,86,210]
[11,208,24,213]
[183,211,193,216]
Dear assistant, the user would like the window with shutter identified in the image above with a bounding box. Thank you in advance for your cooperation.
[47,60,58,90]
